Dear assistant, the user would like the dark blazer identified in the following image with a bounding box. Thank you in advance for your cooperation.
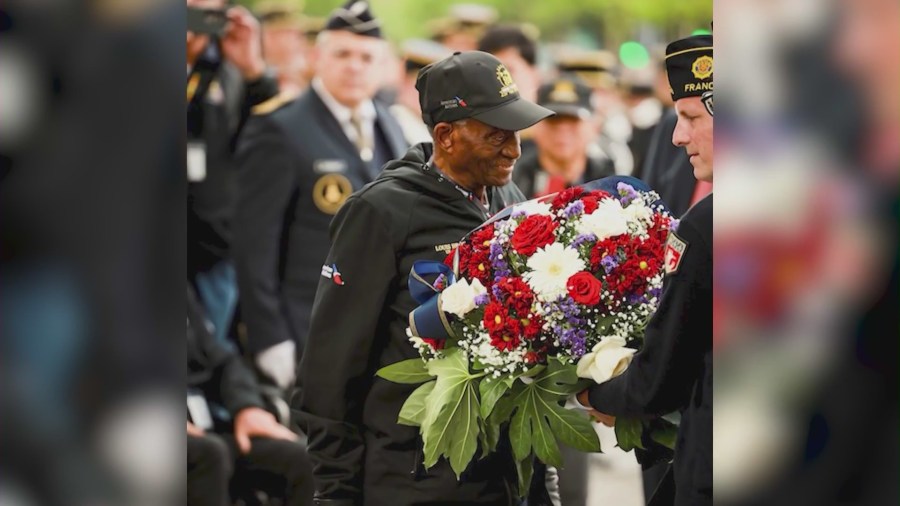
[234,87,408,356]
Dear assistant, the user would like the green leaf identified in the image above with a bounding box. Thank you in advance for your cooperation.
[376,358,433,384]
[447,381,480,477]
[515,456,534,499]
[479,376,513,420]
[533,358,587,398]
[650,423,678,450]
[530,406,562,467]
[418,349,484,477]
[397,381,435,427]
[509,395,533,462]
[614,417,645,452]
[481,416,501,458]
[542,402,601,452]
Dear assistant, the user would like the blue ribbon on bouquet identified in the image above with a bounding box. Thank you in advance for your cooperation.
[407,260,458,342]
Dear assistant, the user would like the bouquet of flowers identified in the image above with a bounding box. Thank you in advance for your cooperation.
[377,177,679,493]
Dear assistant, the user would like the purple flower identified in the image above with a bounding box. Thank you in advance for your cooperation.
[617,182,640,206]
[474,293,489,306]
[511,209,528,219]
[600,254,619,274]
[572,233,597,248]
[670,218,680,232]
[563,200,584,219]
[649,286,662,300]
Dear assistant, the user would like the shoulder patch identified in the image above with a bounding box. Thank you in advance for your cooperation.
[251,90,298,116]
[665,231,689,275]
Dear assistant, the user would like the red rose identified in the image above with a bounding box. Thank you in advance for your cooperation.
[566,271,603,306]
[511,215,557,256]
[551,187,585,210]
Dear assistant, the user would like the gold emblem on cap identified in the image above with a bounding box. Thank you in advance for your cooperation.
[549,80,578,103]
[691,55,713,80]
[312,174,353,215]
[496,64,519,97]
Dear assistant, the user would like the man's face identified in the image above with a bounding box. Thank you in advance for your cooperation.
[449,119,522,188]
[533,115,594,163]
[672,96,713,182]
[314,30,384,108]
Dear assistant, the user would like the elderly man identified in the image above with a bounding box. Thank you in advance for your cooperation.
[576,34,713,506]
[234,0,408,393]
[296,51,558,506]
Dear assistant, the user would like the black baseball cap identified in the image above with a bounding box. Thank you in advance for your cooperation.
[665,34,713,101]
[537,75,594,120]
[416,50,554,131]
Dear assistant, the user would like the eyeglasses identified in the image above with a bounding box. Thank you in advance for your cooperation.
[701,91,713,117]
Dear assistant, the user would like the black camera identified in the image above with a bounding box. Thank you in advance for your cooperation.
[187,6,228,36]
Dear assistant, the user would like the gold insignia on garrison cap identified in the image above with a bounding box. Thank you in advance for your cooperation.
[691,55,713,80]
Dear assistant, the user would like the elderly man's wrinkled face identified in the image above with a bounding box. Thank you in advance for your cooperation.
[447,119,522,188]
[673,96,713,182]
[314,30,384,108]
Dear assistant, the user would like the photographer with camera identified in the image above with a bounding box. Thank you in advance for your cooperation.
[187,0,281,349]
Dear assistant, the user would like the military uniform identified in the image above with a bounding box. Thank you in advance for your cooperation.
[586,34,714,506]
[587,194,712,505]
[232,1,408,359]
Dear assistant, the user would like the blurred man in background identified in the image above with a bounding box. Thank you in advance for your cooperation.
[187,0,280,344]
[557,49,634,176]
[233,0,407,395]
[256,0,310,96]
[513,75,614,199]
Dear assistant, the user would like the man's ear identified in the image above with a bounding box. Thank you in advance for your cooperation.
[432,122,454,152]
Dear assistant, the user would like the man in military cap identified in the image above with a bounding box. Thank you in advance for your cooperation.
[296,50,559,506]
[256,0,309,95]
[233,0,408,394]
[576,34,713,506]
[513,75,614,198]
[556,49,635,177]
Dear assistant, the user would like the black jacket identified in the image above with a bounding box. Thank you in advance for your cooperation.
[512,148,615,199]
[294,143,532,506]
[234,88,408,355]
[187,57,279,279]
[588,194,713,506]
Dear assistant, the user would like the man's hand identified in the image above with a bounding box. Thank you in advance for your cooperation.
[255,339,297,390]
[233,407,298,454]
[187,421,205,438]
[576,389,616,427]
[221,6,266,81]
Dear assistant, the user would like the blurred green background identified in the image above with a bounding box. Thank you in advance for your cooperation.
[236,0,712,51]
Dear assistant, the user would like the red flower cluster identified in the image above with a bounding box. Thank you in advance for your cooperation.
[589,227,666,301]
[551,187,584,210]
[444,225,494,286]
[483,301,522,351]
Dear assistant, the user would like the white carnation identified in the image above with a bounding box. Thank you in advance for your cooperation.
[513,200,553,217]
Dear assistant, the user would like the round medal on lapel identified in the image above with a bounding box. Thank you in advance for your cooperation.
[312,173,353,214]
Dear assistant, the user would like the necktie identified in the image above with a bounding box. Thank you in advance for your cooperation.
[350,110,374,162]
